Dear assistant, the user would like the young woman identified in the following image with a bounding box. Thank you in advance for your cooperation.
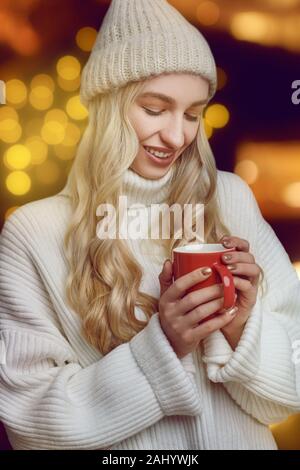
[0,0,300,450]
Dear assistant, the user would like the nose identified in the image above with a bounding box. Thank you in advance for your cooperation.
[160,115,186,150]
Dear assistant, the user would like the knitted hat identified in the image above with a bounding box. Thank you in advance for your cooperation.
[80,0,217,107]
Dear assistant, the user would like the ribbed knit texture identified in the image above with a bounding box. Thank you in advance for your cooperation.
[80,0,217,106]
[1,169,300,450]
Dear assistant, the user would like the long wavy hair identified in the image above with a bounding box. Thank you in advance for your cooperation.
[61,77,266,356]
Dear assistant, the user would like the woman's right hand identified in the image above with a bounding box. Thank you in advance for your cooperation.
[158,260,238,359]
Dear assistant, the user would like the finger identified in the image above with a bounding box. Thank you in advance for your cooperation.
[221,251,255,265]
[191,308,239,339]
[159,259,173,295]
[221,236,250,252]
[233,275,256,291]
[181,296,225,328]
[224,263,261,280]
[164,266,212,302]
[177,283,224,315]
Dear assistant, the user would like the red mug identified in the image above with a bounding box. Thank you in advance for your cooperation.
[172,243,236,311]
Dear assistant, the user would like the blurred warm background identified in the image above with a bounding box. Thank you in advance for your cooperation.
[0,0,300,450]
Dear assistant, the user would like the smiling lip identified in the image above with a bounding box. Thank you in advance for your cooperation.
[143,146,175,166]
[144,145,175,152]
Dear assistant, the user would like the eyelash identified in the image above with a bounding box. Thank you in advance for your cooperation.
[142,107,200,122]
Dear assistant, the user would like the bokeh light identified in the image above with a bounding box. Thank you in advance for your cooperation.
[44,109,68,126]
[0,105,19,121]
[205,104,230,128]
[41,121,66,145]
[6,171,31,196]
[0,107,21,144]
[57,75,81,92]
[29,85,54,110]
[25,136,48,165]
[61,122,81,146]
[230,13,271,42]
[0,118,22,143]
[234,160,259,185]
[5,79,27,108]
[30,74,55,92]
[54,144,76,161]
[4,145,32,170]
[66,95,88,120]
[53,121,81,160]
[281,182,300,208]
[76,27,97,51]
[196,1,220,26]
[57,56,81,81]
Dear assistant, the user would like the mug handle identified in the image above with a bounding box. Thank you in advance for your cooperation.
[213,262,236,310]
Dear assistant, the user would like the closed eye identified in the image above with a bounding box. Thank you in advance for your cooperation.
[142,107,200,122]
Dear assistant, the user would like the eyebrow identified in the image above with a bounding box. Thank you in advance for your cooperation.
[138,92,207,107]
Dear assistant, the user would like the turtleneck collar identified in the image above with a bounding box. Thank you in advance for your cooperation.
[58,164,176,206]
[121,165,175,207]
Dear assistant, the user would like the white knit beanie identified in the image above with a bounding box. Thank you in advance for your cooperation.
[80,0,217,107]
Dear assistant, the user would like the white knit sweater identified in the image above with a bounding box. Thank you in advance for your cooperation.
[0,167,300,450]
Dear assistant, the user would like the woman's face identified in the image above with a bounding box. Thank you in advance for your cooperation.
[127,72,209,180]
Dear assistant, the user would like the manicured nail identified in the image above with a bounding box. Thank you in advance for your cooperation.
[201,267,212,276]
[223,254,232,261]
[228,306,238,316]
[227,264,236,271]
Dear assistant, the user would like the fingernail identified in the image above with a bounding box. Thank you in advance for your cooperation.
[228,306,238,316]
[201,267,212,276]
[227,264,236,271]
[223,240,232,247]
[223,254,232,261]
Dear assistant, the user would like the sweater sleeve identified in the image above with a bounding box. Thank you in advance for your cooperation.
[0,212,202,450]
[202,175,300,425]
[180,353,196,374]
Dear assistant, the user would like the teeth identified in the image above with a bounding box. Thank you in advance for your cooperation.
[144,146,173,159]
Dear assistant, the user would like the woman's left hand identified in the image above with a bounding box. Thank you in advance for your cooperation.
[218,235,262,350]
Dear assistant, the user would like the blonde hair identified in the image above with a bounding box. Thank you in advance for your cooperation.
[62,78,265,356]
